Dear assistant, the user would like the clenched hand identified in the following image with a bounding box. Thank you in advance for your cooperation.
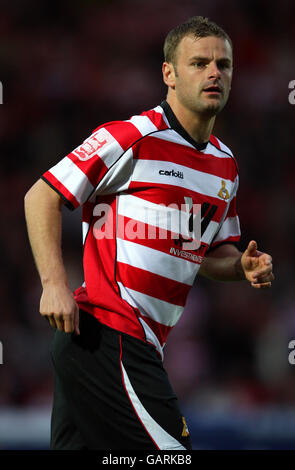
[40,281,80,334]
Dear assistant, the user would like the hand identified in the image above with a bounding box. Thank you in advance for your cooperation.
[40,281,80,334]
[241,240,274,289]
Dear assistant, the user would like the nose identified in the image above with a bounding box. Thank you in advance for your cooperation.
[208,61,221,79]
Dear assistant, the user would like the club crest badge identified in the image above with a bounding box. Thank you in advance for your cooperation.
[218,180,230,200]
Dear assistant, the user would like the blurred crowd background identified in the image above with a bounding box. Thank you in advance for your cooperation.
[0,0,295,449]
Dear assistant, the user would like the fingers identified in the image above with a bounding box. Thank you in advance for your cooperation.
[63,313,75,334]
[252,258,273,280]
[251,270,275,289]
[40,285,80,334]
[250,250,274,289]
[246,240,258,256]
[55,314,66,332]
[42,309,79,334]
[45,315,57,329]
[251,280,272,289]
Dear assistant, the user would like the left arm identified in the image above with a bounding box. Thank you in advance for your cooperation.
[199,240,274,288]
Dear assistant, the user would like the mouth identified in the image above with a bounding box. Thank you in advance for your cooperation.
[202,85,222,95]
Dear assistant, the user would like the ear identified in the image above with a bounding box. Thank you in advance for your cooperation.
[162,62,176,89]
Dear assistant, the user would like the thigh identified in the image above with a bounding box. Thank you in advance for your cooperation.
[51,310,191,450]
[120,333,192,450]
[50,366,87,450]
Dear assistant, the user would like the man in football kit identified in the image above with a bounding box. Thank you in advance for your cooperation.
[24,16,274,450]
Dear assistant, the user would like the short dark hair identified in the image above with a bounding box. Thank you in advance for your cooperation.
[164,16,232,66]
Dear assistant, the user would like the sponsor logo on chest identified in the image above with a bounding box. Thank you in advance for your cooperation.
[159,169,184,179]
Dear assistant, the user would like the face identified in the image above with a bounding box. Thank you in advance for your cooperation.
[165,35,233,117]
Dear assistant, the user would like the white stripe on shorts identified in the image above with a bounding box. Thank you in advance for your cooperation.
[120,361,185,450]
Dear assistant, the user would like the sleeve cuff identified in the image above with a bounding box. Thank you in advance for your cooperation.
[41,176,75,211]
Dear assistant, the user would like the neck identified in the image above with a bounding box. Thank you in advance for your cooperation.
[166,95,215,143]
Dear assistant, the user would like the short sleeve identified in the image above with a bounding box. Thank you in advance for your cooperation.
[41,121,141,210]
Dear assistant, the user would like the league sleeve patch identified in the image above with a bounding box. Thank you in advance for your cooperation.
[72,128,115,162]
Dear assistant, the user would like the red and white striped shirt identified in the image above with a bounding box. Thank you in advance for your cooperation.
[42,101,240,359]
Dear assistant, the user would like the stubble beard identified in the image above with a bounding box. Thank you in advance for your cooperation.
[175,80,228,119]
[198,98,226,118]
[185,92,227,118]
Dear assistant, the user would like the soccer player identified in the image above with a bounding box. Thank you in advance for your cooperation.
[24,16,274,450]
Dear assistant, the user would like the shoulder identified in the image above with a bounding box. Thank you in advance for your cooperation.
[209,134,234,158]
[209,134,239,174]
[90,105,169,153]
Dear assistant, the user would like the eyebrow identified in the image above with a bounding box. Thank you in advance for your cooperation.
[189,56,232,64]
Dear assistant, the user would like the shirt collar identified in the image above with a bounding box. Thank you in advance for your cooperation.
[160,100,209,151]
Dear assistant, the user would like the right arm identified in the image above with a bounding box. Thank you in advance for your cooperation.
[24,179,80,334]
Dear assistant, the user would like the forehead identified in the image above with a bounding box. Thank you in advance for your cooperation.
[176,35,232,62]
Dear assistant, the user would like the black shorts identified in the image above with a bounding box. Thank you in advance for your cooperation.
[50,309,192,450]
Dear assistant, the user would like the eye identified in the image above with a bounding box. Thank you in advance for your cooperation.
[192,61,207,68]
[218,61,231,70]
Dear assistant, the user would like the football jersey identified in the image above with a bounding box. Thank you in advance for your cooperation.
[42,100,240,359]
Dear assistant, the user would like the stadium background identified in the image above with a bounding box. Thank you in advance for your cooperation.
[0,0,295,449]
